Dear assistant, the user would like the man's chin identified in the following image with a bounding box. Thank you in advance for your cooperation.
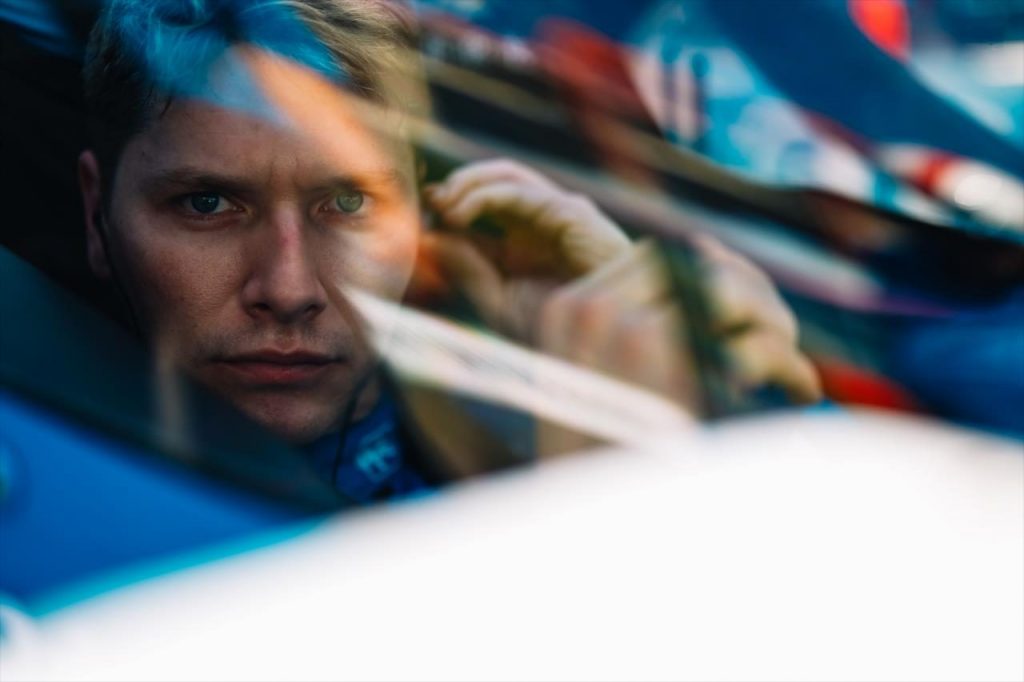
[234,399,339,445]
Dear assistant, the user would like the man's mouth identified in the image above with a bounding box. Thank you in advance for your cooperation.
[215,350,343,386]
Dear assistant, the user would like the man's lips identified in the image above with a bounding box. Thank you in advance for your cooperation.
[215,350,343,385]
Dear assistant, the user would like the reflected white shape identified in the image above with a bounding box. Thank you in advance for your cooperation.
[347,289,695,446]
[969,41,1024,88]
[952,168,1000,209]
[941,161,1024,230]
[3,410,1021,682]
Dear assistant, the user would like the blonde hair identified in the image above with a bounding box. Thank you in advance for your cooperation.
[84,0,429,191]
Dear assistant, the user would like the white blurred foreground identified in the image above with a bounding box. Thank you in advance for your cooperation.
[3,410,1022,682]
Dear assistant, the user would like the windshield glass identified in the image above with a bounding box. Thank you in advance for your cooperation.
[0,0,1020,511]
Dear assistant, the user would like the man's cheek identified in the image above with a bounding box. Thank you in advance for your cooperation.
[122,235,239,335]
[375,235,419,300]
[337,226,419,299]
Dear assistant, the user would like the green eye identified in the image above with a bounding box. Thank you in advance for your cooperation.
[334,189,364,213]
[189,193,222,214]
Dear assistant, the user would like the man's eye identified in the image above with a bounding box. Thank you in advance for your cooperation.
[333,189,364,214]
[185,192,234,215]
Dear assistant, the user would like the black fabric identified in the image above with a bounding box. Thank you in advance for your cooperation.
[0,17,124,323]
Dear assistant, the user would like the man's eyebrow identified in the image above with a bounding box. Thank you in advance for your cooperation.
[142,166,411,194]
[309,166,411,191]
[141,167,258,195]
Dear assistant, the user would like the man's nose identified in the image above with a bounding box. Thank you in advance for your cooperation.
[241,214,327,325]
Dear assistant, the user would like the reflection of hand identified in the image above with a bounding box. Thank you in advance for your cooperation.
[692,234,821,404]
[424,158,821,420]
[424,158,631,280]
[424,159,631,342]
[526,237,820,412]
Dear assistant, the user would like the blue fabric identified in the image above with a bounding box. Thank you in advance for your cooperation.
[891,288,1024,438]
[304,395,429,504]
[0,390,309,604]
[703,0,1024,178]
[0,0,83,58]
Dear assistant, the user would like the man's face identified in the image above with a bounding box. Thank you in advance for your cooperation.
[84,49,421,443]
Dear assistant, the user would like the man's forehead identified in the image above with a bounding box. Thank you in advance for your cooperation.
[126,61,415,190]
